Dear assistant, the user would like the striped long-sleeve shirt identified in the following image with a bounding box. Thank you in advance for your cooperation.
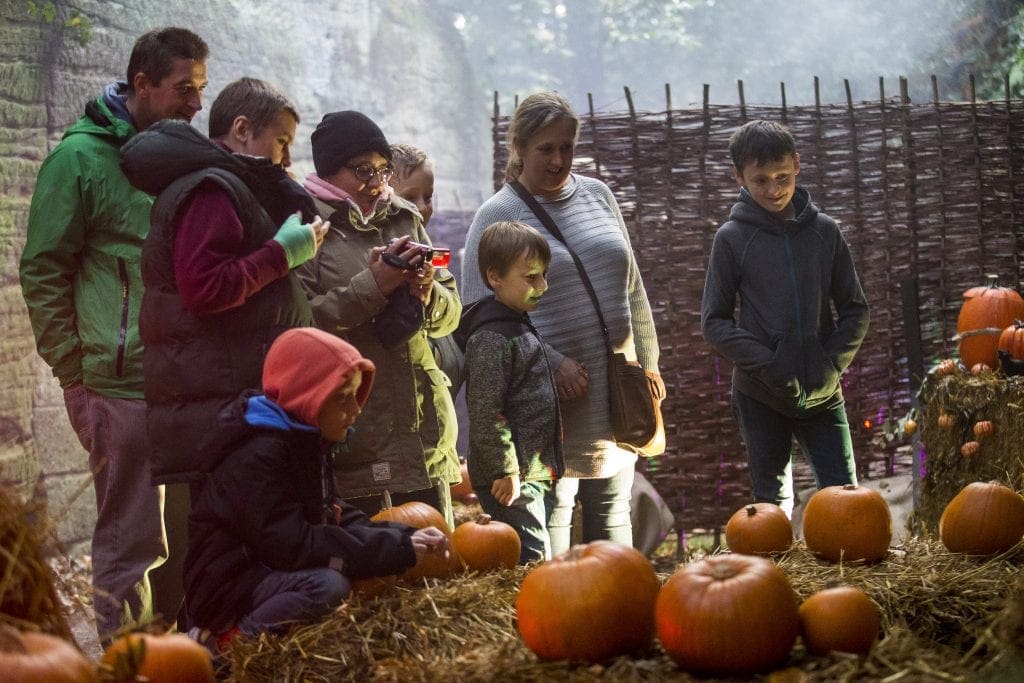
[460,174,660,478]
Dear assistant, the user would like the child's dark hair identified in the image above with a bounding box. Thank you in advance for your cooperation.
[478,221,551,290]
[208,77,298,139]
[125,27,208,93]
[729,120,797,171]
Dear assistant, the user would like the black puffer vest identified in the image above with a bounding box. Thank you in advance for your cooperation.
[127,121,314,482]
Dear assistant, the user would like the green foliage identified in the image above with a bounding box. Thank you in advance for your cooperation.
[25,1,91,47]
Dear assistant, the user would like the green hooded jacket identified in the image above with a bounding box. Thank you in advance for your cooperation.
[20,90,151,398]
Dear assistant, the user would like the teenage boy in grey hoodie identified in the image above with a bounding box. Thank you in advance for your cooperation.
[701,120,869,517]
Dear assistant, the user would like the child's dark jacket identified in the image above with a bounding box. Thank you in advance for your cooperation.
[184,393,416,632]
[455,296,564,487]
[701,186,869,417]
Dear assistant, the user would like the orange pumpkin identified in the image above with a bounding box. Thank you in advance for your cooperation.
[903,417,917,436]
[516,540,659,662]
[0,626,97,683]
[934,359,958,377]
[655,554,799,676]
[972,421,994,438]
[802,484,891,563]
[937,412,956,429]
[101,632,214,683]
[970,362,992,375]
[939,481,1024,555]
[799,586,880,655]
[960,441,981,457]
[997,320,1024,360]
[371,491,453,580]
[452,514,521,571]
[957,275,1024,369]
[724,503,793,556]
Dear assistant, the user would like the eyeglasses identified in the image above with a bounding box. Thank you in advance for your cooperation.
[345,163,394,183]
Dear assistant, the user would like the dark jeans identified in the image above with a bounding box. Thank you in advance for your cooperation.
[732,389,857,516]
[546,464,634,556]
[238,567,350,636]
[475,480,552,563]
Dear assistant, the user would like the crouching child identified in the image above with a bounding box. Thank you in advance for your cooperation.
[184,327,448,648]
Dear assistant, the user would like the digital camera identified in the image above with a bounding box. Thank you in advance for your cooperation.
[389,239,451,268]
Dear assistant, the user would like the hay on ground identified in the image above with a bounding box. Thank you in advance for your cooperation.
[226,535,1021,682]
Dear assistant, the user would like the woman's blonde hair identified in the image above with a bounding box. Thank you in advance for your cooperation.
[504,91,580,182]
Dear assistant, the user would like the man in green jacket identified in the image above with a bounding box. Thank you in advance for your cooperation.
[19,27,208,643]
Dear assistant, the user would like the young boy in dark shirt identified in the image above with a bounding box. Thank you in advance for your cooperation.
[184,327,447,647]
[455,221,564,563]
[701,120,870,516]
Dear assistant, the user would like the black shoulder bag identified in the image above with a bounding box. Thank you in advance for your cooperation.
[509,181,666,456]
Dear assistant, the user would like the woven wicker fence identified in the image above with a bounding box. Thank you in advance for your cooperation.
[467,75,1024,534]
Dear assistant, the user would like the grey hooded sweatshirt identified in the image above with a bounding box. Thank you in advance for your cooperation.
[701,186,869,417]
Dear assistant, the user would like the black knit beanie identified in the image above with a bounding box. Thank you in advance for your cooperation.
[311,110,392,178]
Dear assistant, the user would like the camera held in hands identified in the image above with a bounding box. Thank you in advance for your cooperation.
[385,239,451,269]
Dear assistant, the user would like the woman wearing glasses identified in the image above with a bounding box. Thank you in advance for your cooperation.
[298,111,462,528]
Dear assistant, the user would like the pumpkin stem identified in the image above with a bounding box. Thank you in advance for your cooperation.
[745,504,758,517]
[985,273,999,287]
[476,514,493,525]
[381,489,393,510]
[709,560,739,580]
[842,484,858,491]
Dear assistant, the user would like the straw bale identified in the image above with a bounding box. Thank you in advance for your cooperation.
[225,536,1019,682]
[914,368,1024,532]
[0,482,72,640]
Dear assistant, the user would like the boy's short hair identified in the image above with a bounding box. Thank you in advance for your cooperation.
[208,77,299,139]
[477,221,551,290]
[729,120,797,171]
[390,143,433,180]
[125,27,208,94]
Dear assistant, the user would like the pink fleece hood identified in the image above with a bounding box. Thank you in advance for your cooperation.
[262,328,375,427]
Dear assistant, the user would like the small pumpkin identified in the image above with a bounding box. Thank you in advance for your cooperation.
[971,362,992,375]
[934,359,958,377]
[0,626,97,683]
[972,420,994,438]
[371,490,454,580]
[100,632,214,683]
[516,540,660,662]
[903,417,917,437]
[452,514,521,571]
[724,503,793,556]
[937,412,956,429]
[939,481,1024,555]
[798,585,880,656]
[960,441,981,457]
[957,275,1024,370]
[802,484,891,563]
[997,320,1024,375]
[655,554,799,676]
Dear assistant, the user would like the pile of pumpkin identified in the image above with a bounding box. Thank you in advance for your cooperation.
[514,480,1024,677]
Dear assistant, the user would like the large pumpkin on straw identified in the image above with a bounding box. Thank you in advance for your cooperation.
[0,626,97,683]
[655,554,799,676]
[371,491,454,580]
[452,514,520,571]
[956,275,1024,370]
[516,540,659,662]
[802,484,891,562]
[939,481,1024,555]
[724,502,793,555]
[100,632,214,683]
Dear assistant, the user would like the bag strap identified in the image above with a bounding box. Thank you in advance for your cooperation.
[509,181,613,353]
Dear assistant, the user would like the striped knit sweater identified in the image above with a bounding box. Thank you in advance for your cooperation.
[460,174,660,478]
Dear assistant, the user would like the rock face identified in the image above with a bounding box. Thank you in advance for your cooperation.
[0,0,489,550]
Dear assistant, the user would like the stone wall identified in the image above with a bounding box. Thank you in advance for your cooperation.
[0,0,489,552]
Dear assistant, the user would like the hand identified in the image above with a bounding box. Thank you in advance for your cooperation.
[369,236,423,295]
[310,216,330,254]
[273,212,319,269]
[555,356,589,401]
[407,262,434,304]
[411,526,449,560]
[491,474,521,506]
